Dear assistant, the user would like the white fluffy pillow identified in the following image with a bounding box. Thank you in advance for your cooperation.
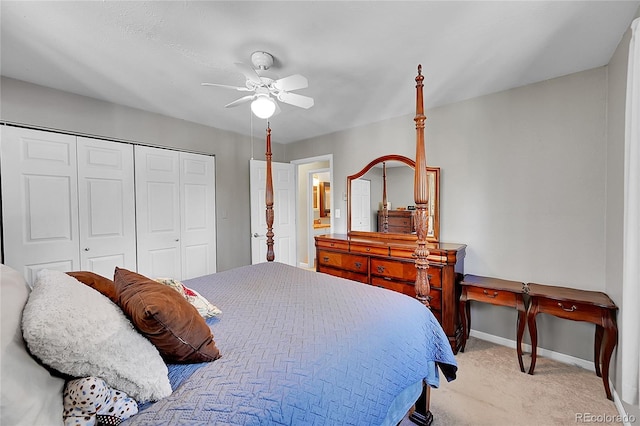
[1,264,65,426]
[22,270,172,403]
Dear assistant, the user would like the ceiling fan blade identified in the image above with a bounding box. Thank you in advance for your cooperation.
[277,92,314,109]
[225,95,255,108]
[272,74,308,92]
[201,82,251,91]
[234,62,264,86]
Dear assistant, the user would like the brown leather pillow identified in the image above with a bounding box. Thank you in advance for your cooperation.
[66,271,119,304]
[113,267,221,364]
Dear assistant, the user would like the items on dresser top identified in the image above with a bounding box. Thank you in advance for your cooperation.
[315,233,466,353]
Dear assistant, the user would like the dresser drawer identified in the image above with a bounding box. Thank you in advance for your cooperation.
[350,242,389,256]
[318,264,368,284]
[371,276,414,297]
[429,287,442,311]
[317,250,368,274]
[534,297,603,323]
[371,258,416,281]
[427,265,442,288]
[464,285,519,308]
[316,239,349,251]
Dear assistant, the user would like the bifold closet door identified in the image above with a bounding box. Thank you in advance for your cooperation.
[179,152,216,280]
[1,127,80,284]
[135,146,216,280]
[77,137,136,277]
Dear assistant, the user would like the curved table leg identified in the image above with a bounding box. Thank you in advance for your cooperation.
[516,299,526,373]
[459,296,469,353]
[594,325,604,377]
[527,301,539,375]
[600,315,618,400]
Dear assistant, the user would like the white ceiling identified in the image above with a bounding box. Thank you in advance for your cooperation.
[1,1,638,144]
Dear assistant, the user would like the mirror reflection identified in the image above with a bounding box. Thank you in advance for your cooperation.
[347,155,440,242]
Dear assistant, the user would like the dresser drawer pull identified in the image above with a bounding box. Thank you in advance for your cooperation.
[354,262,362,269]
[376,265,385,273]
[558,303,577,312]
[366,247,371,252]
[428,274,433,281]
[383,277,392,281]
[323,256,330,262]
[483,290,499,298]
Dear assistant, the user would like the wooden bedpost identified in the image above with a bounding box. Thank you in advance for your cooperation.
[410,65,434,426]
[413,65,431,308]
[265,125,275,262]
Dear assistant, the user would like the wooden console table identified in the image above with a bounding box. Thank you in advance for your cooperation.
[526,283,618,400]
[459,275,527,372]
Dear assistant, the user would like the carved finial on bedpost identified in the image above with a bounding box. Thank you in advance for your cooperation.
[265,124,275,262]
[413,65,431,309]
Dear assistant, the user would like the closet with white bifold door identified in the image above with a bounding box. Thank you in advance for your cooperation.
[134,145,216,281]
[0,125,216,284]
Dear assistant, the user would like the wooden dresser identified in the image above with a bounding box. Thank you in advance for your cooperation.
[315,233,466,353]
[377,210,415,233]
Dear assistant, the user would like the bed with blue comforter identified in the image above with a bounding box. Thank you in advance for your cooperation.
[124,261,457,425]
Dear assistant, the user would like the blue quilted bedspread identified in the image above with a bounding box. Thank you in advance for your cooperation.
[125,262,456,425]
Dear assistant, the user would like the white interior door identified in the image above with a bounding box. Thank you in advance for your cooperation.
[179,152,216,279]
[77,137,136,278]
[351,178,371,231]
[135,146,181,279]
[1,126,80,284]
[250,159,296,265]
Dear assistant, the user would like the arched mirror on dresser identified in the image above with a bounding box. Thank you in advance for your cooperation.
[315,153,466,354]
[346,154,440,242]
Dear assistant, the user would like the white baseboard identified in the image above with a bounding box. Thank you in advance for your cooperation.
[469,330,633,423]
[469,329,594,371]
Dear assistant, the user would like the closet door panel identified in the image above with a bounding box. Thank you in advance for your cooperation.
[77,138,136,278]
[135,146,181,279]
[180,153,216,279]
[1,126,79,284]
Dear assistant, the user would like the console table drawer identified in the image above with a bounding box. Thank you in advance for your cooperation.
[317,250,367,273]
[464,285,520,308]
[371,258,416,281]
[535,297,603,323]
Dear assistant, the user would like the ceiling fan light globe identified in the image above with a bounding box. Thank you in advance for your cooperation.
[251,96,277,119]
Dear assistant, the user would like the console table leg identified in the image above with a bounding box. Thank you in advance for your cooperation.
[527,304,539,375]
[516,309,526,373]
[600,317,618,401]
[459,298,468,352]
[594,325,604,377]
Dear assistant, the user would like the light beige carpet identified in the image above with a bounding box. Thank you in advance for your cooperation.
[401,337,621,426]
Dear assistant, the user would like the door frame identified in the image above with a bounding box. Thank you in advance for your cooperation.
[290,154,334,269]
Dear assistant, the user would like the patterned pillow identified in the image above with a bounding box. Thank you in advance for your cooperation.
[63,377,138,426]
[153,278,222,318]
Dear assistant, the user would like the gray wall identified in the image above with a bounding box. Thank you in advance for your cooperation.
[0,76,286,272]
[285,67,609,361]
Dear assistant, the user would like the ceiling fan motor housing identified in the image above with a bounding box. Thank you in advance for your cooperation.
[251,51,274,70]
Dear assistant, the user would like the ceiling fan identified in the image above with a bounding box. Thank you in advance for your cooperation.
[202,51,314,119]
